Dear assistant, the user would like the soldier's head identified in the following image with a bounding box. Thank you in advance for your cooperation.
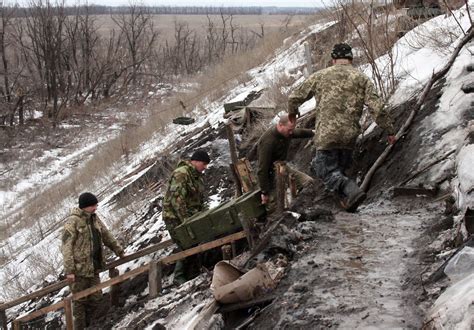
[79,192,98,213]
[190,149,211,173]
[331,43,353,64]
[277,114,296,138]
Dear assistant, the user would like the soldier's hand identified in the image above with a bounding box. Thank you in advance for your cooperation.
[261,193,269,205]
[387,135,397,145]
[118,251,125,259]
[66,274,75,283]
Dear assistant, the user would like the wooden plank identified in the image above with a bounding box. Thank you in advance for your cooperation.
[64,298,73,330]
[12,320,20,330]
[275,162,287,212]
[234,159,256,193]
[0,280,69,310]
[73,265,149,301]
[15,301,65,323]
[109,268,120,307]
[221,245,232,260]
[226,124,242,196]
[148,261,162,299]
[161,231,246,265]
[105,239,174,270]
[1,240,173,312]
[1,309,8,330]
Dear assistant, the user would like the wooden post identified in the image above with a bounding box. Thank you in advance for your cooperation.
[244,107,252,128]
[275,162,287,213]
[226,123,242,196]
[64,298,73,330]
[0,309,7,330]
[231,242,237,258]
[148,261,162,299]
[240,217,255,250]
[289,174,297,199]
[13,320,20,330]
[109,268,120,307]
[221,245,232,260]
[304,42,313,77]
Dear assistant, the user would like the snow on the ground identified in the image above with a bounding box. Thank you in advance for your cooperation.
[0,16,338,311]
[426,272,474,329]
[1,6,473,328]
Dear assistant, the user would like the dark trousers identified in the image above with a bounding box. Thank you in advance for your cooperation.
[311,149,353,197]
[70,275,102,330]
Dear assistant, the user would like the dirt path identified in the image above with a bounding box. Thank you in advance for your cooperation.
[250,197,442,329]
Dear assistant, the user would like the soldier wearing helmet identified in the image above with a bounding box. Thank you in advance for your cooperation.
[288,43,396,212]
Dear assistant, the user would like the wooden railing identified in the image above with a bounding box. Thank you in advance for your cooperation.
[1,231,246,329]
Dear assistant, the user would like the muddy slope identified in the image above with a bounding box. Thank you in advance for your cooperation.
[247,191,447,329]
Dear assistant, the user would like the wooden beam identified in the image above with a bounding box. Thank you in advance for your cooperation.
[64,298,73,330]
[15,301,65,323]
[1,240,173,312]
[148,261,162,299]
[1,309,8,330]
[221,245,232,260]
[109,268,120,307]
[226,123,243,196]
[73,265,148,301]
[0,280,69,310]
[105,239,174,270]
[275,162,287,213]
[161,231,246,265]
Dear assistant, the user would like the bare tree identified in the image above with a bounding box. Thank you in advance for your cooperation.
[112,4,158,87]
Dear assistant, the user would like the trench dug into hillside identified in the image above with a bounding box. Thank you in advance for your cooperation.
[237,82,449,328]
[28,79,449,329]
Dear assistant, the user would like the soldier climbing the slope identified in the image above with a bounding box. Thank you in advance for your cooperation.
[257,113,314,209]
[162,149,210,285]
[288,43,396,212]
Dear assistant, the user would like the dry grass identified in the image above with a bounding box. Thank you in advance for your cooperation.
[96,14,309,43]
[1,14,318,288]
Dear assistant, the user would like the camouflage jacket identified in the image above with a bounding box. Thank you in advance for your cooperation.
[288,63,395,150]
[257,126,314,193]
[61,208,123,277]
[162,160,206,230]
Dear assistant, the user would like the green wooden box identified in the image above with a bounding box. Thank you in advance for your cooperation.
[169,190,265,249]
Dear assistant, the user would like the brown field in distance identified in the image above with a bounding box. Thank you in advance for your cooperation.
[96,14,311,40]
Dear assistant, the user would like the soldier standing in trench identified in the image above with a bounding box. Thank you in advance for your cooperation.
[288,43,396,212]
[257,114,315,209]
[162,149,210,285]
[61,192,125,330]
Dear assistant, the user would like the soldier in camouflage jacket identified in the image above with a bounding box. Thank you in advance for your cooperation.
[162,150,210,284]
[288,43,396,212]
[61,192,124,329]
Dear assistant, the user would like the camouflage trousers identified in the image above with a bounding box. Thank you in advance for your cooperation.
[311,149,353,197]
[70,275,102,330]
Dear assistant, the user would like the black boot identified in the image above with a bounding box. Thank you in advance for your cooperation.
[341,180,366,213]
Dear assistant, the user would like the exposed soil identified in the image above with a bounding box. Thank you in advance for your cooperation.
[247,193,447,329]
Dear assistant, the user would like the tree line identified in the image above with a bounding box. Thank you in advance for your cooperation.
[0,2,270,127]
